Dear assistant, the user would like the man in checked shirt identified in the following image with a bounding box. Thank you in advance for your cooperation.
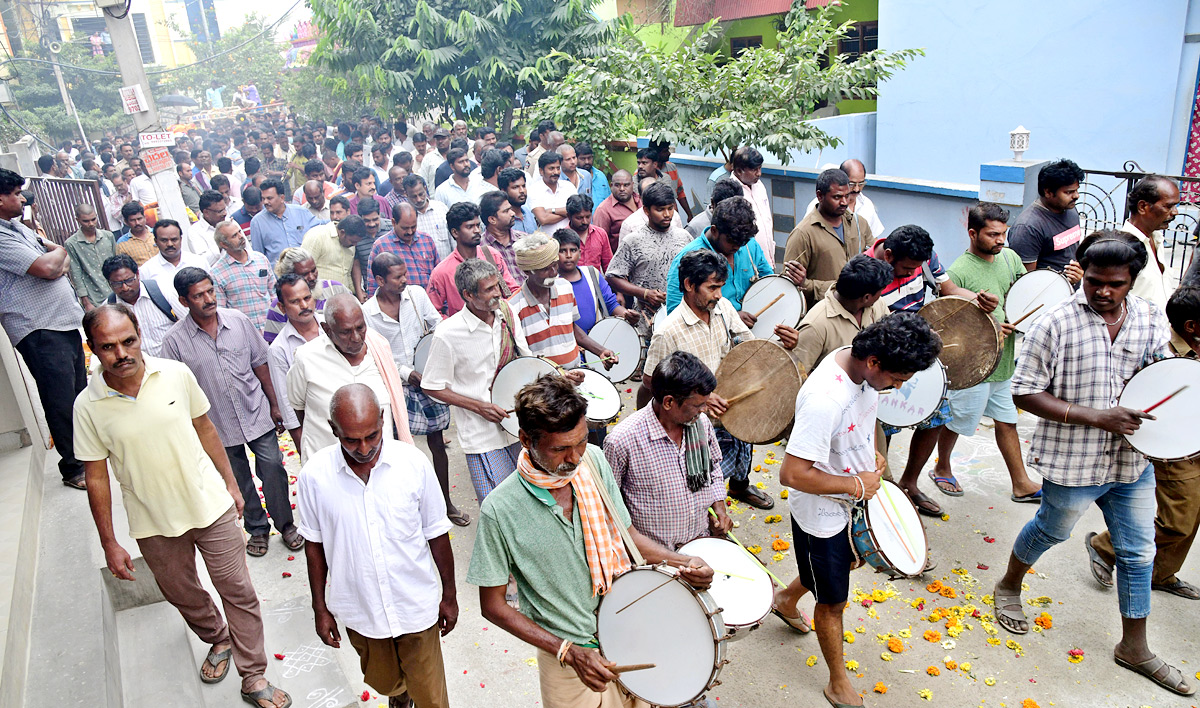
[992,230,1192,697]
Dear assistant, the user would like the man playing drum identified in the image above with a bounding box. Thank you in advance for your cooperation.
[467,375,714,708]
[783,168,873,307]
[645,247,800,511]
[780,313,942,708]
[868,225,981,517]
[604,351,733,550]
[934,203,1043,503]
[1087,284,1200,600]
[993,231,1193,697]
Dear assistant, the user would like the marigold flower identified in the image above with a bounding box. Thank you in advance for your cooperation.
[845,660,859,671]
[926,580,943,593]
[772,538,790,551]
[986,637,1001,646]
[960,662,972,672]
[873,682,888,694]
[1021,700,1040,708]
[926,666,941,676]
[923,629,942,643]
[918,688,933,700]
[805,655,818,667]
[887,638,905,653]
[939,586,957,598]
[843,631,855,644]
[984,677,996,686]
[1034,612,1053,629]
[898,627,912,638]
[779,489,789,498]
[944,659,958,670]
[881,652,893,661]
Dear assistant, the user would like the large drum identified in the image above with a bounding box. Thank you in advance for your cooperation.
[577,368,623,428]
[918,296,1002,390]
[413,331,436,376]
[1005,269,1074,334]
[678,537,773,640]
[876,359,948,429]
[741,275,806,341]
[713,340,803,444]
[850,480,929,578]
[580,317,644,382]
[490,357,559,437]
[1117,357,1200,461]
[596,566,727,707]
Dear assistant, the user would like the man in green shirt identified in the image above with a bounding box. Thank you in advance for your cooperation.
[64,203,116,311]
[466,375,713,708]
[933,203,1043,503]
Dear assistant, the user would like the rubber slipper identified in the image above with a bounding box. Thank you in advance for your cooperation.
[199,645,232,684]
[1084,532,1114,588]
[1114,653,1197,696]
[903,487,941,517]
[771,607,811,634]
[448,510,472,527]
[241,682,292,708]
[1152,578,1200,600]
[730,485,775,510]
[1010,490,1042,504]
[927,470,964,497]
[823,688,864,708]
[993,583,1028,635]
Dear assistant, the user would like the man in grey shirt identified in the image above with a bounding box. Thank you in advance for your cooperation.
[686,177,744,238]
[64,202,117,311]
[0,168,88,488]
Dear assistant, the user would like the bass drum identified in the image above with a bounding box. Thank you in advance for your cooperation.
[412,331,436,376]
[581,317,644,382]
[490,357,559,437]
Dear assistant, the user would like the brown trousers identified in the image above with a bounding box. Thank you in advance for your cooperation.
[346,624,449,708]
[537,648,650,708]
[136,506,267,693]
[1092,459,1200,585]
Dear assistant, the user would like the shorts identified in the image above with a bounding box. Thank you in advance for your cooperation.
[791,516,853,605]
[946,378,1018,436]
[346,624,449,706]
[403,383,451,436]
[882,396,951,437]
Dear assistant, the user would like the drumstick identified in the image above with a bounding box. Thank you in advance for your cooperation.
[709,567,757,582]
[723,386,764,407]
[751,293,786,319]
[708,509,788,588]
[613,575,677,615]
[876,484,918,565]
[1143,385,1188,414]
[1009,303,1044,328]
[611,664,656,674]
[925,291,990,327]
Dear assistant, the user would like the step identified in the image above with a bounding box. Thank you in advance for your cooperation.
[117,603,205,708]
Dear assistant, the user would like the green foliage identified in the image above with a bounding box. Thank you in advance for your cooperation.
[306,0,614,125]
[280,64,373,122]
[2,44,132,144]
[162,14,287,103]
[528,1,923,165]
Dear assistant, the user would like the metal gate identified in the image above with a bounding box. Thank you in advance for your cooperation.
[25,177,110,245]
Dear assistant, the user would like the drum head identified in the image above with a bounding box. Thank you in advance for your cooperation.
[413,332,435,376]
[490,357,559,437]
[919,296,1002,390]
[1118,358,1200,461]
[678,538,772,628]
[578,369,622,424]
[866,481,928,577]
[581,318,642,382]
[598,568,719,706]
[876,360,948,429]
[742,275,806,340]
[713,340,802,444]
[1006,270,1074,334]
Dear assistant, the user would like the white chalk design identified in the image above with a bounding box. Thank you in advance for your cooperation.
[281,642,333,678]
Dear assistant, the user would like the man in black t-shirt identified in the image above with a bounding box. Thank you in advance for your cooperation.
[1008,159,1086,283]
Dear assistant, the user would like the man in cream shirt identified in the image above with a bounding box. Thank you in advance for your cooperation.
[1120,175,1179,308]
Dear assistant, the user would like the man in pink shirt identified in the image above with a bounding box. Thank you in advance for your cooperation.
[592,169,639,254]
[565,194,612,271]
[427,202,519,317]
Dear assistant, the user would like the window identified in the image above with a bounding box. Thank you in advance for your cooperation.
[838,21,878,62]
[729,36,763,57]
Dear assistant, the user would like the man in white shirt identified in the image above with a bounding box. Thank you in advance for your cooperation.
[527,152,576,236]
[806,159,885,242]
[267,273,323,450]
[731,147,776,267]
[298,384,455,708]
[101,253,178,356]
[362,252,468,527]
[1120,175,1179,309]
[128,160,157,204]
[419,128,450,187]
[139,220,209,304]
[433,148,474,207]
[188,191,226,264]
[779,312,940,708]
[404,175,453,261]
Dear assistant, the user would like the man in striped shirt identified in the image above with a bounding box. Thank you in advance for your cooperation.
[209,221,276,334]
[508,233,615,368]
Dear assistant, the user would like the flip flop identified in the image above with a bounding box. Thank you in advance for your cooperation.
[1152,578,1200,600]
[903,487,941,517]
[927,470,963,497]
[1010,490,1042,504]
[823,688,864,708]
[199,645,231,684]
[993,583,1028,634]
[1114,653,1196,696]
[448,510,472,527]
[1083,532,1114,588]
[241,682,292,708]
[771,607,812,634]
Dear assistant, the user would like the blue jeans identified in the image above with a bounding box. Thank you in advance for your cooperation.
[1013,464,1156,618]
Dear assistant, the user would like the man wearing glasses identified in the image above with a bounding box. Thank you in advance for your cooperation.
[807,159,885,239]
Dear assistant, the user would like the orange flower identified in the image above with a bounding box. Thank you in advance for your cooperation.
[772,538,791,551]
[926,580,943,593]
[1034,613,1053,629]
[923,629,942,643]
[945,616,960,629]
[887,638,905,653]
[939,586,957,598]
[927,665,941,676]
[945,659,958,670]
[873,682,888,694]
[1021,700,1040,708]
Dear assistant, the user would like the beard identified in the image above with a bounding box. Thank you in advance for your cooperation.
[531,447,577,477]
[343,442,381,464]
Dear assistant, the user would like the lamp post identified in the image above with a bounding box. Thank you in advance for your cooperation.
[1010,125,1030,162]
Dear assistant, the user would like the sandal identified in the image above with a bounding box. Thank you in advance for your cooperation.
[823,687,864,708]
[771,607,812,634]
[63,475,87,490]
[927,470,963,497]
[388,694,414,708]
[729,485,775,510]
[199,645,232,684]
[1114,653,1196,696]
[1152,577,1200,600]
[993,583,1028,634]
[448,510,472,527]
[903,487,941,517]
[281,526,305,551]
[240,682,292,708]
[246,534,269,558]
[1010,490,1042,504]
[1084,532,1114,588]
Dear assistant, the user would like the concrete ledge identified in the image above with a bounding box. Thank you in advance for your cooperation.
[0,444,43,708]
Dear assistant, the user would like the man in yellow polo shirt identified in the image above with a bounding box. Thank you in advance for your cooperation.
[74,303,291,708]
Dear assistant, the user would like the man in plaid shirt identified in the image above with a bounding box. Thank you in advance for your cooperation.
[992,231,1191,697]
[210,221,276,334]
[368,202,439,295]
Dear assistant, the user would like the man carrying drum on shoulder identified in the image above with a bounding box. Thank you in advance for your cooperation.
[466,375,714,708]
[934,203,1043,504]
[994,231,1192,698]
[780,313,942,708]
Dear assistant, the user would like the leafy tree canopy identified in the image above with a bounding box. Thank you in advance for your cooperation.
[162,14,288,103]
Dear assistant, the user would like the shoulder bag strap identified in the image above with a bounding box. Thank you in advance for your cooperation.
[143,279,179,322]
[921,261,940,297]
[580,448,645,566]
[583,266,609,320]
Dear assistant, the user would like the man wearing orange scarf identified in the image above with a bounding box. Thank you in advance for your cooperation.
[467,375,714,708]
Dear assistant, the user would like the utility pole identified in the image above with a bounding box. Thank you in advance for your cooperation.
[48,45,89,145]
[98,3,189,225]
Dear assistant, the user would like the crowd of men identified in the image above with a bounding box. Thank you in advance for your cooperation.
[4,111,1200,708]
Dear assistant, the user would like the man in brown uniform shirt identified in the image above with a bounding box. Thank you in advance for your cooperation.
[783,168,873,307]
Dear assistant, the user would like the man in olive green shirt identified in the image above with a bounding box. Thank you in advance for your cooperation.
[933,203,1042,502]
[64,203,116,310]
[792,255,892,374]
[783,168,872,307]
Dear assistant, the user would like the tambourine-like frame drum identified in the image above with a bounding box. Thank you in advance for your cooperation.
[1117,357,1200,462]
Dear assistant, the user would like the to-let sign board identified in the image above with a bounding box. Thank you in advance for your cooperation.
[142,146,174,176]
[138,131,174,149]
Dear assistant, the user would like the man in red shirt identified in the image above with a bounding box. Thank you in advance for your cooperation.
[565,194,611,271]
[592,169,639,254]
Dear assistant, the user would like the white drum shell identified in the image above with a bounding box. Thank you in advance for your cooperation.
[865,481,929,578]
[413,332,435,376]
[678,537,773,633]
[741,275,806,340]
[490,357,559,437]
[876,360,948,428]
[578,368,623,426]
[581,317,643,382]
[1118,357,1200,461]
[1006,270,1074,334]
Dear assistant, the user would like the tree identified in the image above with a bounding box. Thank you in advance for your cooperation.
[306,0,613,131]
[280,64,373,122]
[162,14,287,105]
[527,1,923,165]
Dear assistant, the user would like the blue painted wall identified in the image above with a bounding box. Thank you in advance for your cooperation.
[876,0,1191,184]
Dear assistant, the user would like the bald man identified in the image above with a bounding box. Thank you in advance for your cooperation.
[298,384,455,708]
[593,169,641,253]
[302,180,330,222]
[286,294,413,462]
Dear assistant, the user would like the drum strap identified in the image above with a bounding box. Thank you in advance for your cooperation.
[480,246,512,298]
[581,449,645,566]
[582,266,610,320]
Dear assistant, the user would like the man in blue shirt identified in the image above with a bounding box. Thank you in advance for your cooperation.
[575,143,610,205]
[250,178,322,264]
[499,167,538,234]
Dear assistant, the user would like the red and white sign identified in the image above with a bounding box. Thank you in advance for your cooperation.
[141,146,174,176]
[119,85,147,115]
[138,131,174,148]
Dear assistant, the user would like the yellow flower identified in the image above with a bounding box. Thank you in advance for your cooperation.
[880,652,893,661]
[747,545,762,554]
[918,688,933,701]
[873,682,888,694]
[754,465,762,472]
[1067,654,1084,664]
[855,626,866,633]
[772,552,784,562]
[845,660,859,671]
[1034,612,1053,629]
[805,655,818,667]
[986,637,1001,646]
[898,627,913,638]
[947,626,962,638]
[984,677,996,686]
[866,607,878,619]
[843,631,855,644]
[755,481,766,489]
[923,629,942,643]
[1006,639,1022,651]
[926,666,940,676]
[779,489,789,498]
[960,662,972,672]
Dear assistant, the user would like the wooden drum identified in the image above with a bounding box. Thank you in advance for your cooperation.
[713,340,803,444]
[918,296,1002,390]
